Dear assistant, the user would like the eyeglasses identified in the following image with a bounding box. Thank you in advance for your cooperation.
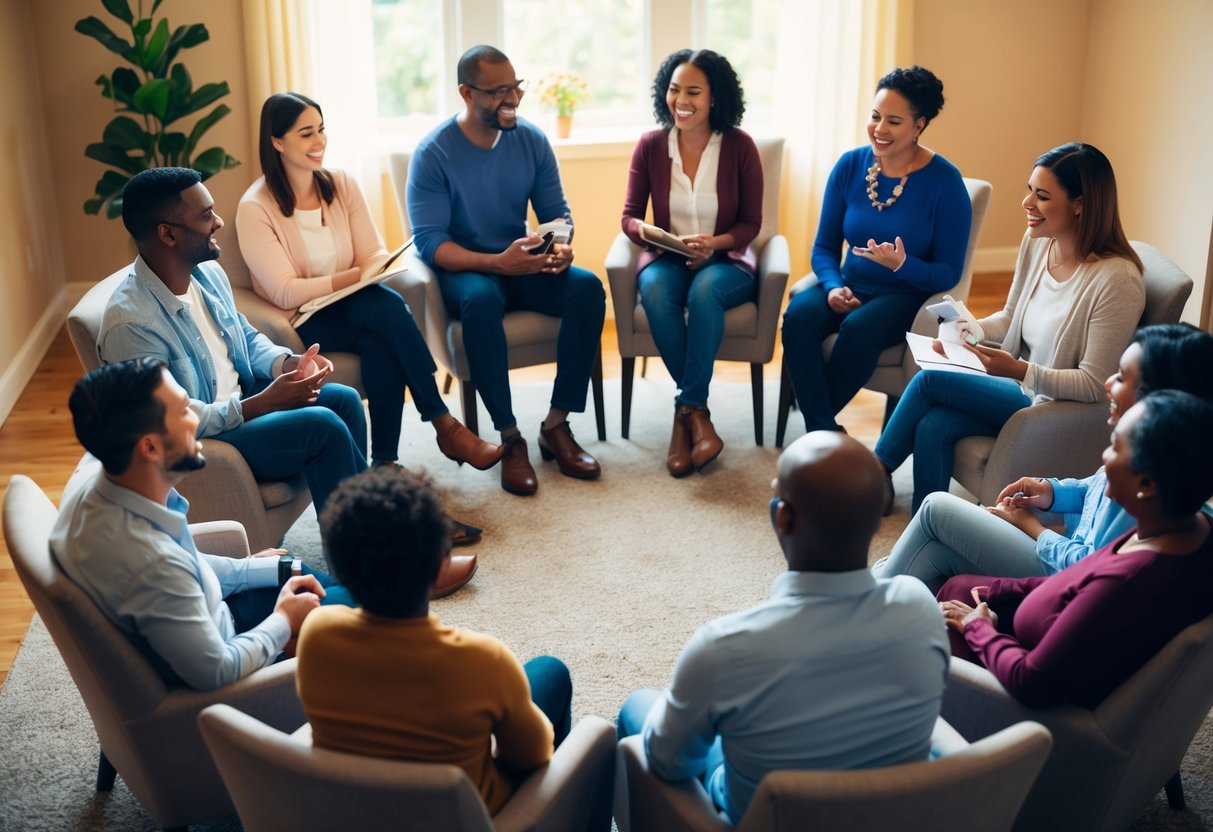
[465,79,528,100]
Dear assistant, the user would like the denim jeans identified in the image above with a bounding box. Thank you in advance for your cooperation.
[228,562,356,630]
[638,255,755,407]
[781,284,928,431]
[219,382,368,518]
[439,266,606,432]
[524,655,574,746]
[299,284,446,464]
[874,371,1032,511]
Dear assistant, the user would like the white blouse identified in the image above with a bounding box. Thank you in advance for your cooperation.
[294,207,339,277]
[667,129,722,238]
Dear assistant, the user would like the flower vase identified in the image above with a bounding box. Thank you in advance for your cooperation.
[556,113,572,139]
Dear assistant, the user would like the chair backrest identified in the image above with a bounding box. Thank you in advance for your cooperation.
[389,151,413,240]
[67,267,132,373]
[736,721,1052,832]
[954,177,993,306]
[199,704,496,832]
[753,137,784,253]
[1131,240,1194,326]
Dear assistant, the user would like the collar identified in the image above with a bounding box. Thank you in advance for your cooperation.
[667,128,722,162]
[94,472,192,542]
[771,568,879,599]
[132,255,188,315]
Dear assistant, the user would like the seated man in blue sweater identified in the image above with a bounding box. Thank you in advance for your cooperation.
[407,45,607,497]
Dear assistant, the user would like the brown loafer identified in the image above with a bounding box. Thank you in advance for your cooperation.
[435,418,505,470]
[450,519,483,547]
[500,435,538,496]
[537,421,601,479]
[430,553,478,599]
[684,406,723,471]
[667,406,693,478]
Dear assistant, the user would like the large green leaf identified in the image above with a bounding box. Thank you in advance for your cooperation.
[162,64,193,124]
[133,78,172,120]
[132,17,150,40]
[182,104,230,162]
[180,81,230,118]
[150,0,165,14]
[101,116,151,152]
[106,196,125,220]
[84,197,104,216]
[192,147,240,178]
[101,0,133,25]
[84,141,146,175]
[106,67,141,108]
[142,18,170,72]
[158,132,187,166]
[74,16,136,64]
[162,23,209,68]
[94,169,130,199]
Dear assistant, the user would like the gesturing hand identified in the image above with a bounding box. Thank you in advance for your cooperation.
[995,477,1054,510]
[827,287,863,314]
[963,342,1028,380]
[852,236,907,272]
[939,598,997,633]
[541,242,574,274]
[986,501,1047,539]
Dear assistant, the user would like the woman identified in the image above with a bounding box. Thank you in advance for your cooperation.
[873,324,1213,593]
[781,65,971,436]
[938,390,1213,709]
[236,93,503,481]
[875,142,1145,513]
[620,49,762,476]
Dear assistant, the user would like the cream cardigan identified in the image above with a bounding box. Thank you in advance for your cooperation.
[980,232,1144,403]
[235,169,386,311]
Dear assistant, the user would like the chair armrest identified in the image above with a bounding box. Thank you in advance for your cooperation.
[753,235,791,362]
[382,268,428,334]
[786,272,816,298]
[182,659,306,734]
[931,715,970,757]
[980,401,1108,505]
[605,233,642,348]
[941,657,1038,743]
[495,716,616,832]
[614,735,730,832]
[189,521,251,558]
[233,287,305,354]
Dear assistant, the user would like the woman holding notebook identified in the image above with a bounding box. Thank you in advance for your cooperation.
[620,49,762,477]
[237,93,503,482]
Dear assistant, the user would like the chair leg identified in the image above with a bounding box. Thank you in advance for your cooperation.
[882,393,899,431]
[640,355,648,378]
[97,750,117,792]
[751,363,764,446]
[775,364,795,448]
[1165,771,1186,810]
[459,380,479,437]
[442,372,454,395]
[621,357,635,440]
[592,348,606,441]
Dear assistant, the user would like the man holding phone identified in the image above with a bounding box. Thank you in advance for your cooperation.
[407,45,607,496]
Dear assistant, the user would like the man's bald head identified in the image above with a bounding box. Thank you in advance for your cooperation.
[771,431,889,572]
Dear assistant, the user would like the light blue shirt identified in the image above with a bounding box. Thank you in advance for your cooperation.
[97,257,291,438]
[50,460,288,691]
[643,569,948,823]
[1038,470,1133,573]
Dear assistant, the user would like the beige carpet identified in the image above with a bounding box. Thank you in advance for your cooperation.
[1,379,1209,829]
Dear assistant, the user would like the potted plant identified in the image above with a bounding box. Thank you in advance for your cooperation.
[536,72,588,139]
[75,0,240,218]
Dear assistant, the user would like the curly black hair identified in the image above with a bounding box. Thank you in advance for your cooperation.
[876,65,945,127]
[1126,391,1213,517]
[651,49,745,132]
[319,466,453,618]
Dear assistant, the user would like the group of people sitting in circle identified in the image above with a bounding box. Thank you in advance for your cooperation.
[44,39,1213,826]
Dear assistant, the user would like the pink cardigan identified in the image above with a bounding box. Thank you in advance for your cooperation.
[236,169,386,311]
[620,128,763,274]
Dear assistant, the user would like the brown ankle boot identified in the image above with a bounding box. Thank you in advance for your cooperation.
[685,406,724,471]
[667,406,694,478]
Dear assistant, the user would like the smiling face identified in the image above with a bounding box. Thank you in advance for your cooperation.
[1105,341,1143,426]
[1022,165,1082,242]
[466,59,524,131]
[1102,401,1145,510]
[272,105,326,174]
[154,369,206,473]
[867,88,924,162]
[667,61,711,133]
[168,183,223,265]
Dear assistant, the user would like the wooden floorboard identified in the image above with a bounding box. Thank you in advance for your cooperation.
[0,273,1013,686]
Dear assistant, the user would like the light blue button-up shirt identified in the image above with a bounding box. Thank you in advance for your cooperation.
[644,569,948,824]
[50,460,288,690]
[1038,471,1133,573]
[97,257,291,438]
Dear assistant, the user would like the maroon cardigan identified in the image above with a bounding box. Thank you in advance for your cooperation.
[621,128,764,274]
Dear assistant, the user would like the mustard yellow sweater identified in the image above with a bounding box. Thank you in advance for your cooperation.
[296,608,554,813]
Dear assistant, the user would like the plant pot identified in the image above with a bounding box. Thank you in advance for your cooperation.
[556,114,572,139]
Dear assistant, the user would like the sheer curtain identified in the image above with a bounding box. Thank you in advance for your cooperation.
[242,0,314,156]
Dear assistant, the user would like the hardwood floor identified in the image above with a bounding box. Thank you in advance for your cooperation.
[0,272,1012,686]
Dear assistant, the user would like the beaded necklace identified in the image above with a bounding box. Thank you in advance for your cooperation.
[865,148,921,212]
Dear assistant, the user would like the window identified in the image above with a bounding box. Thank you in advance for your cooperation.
[703,0,779,113]
[373,0,444,119]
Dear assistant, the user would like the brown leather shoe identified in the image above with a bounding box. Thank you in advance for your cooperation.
[667,406,693,478]
[435,418,505,470]
[500,435,538,495]
[685,406,724,471]
[450,519,483,547]
[538,421,601,479]
[429,553,478,599]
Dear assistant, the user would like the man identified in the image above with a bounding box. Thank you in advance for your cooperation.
[617,432,948,823]
[296,465,572,814]
[407,45,607,496]
[51,358,336,691]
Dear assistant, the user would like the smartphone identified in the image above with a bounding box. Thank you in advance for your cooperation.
[527,231,556,255]
[852,246,872,254]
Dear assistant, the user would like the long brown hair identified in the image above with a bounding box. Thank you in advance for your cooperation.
[1035,142,1142,271]
[258,92,335,217]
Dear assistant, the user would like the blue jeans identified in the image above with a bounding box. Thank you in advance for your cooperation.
[228,563,356,630]
[617,688,728,814]
[781,285,927,431]
[524,655,574,747]
[874,371,1032,511]
[299,284,446,464]
[638,255,755,407]
[439,266,606,432]
[218,383,368,518]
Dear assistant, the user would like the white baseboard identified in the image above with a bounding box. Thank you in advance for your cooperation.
[973,246,1019,274]
[0,287,68,427]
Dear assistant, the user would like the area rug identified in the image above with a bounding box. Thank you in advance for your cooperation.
[1,379,1208,830]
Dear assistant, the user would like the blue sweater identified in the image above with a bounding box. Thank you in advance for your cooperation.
[811,146,971,296]
[407,116,571,265]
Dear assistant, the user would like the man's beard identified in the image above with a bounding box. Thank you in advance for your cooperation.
[167,443,207,473]
[480,103,518,132]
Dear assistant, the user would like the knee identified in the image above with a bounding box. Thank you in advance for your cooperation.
[460,288,506,322]
[568,270,606,309]
[781,293,825,344]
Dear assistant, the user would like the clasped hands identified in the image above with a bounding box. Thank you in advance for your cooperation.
[497,235,574,275]
[272,344,332,407]
[940,586,998,632]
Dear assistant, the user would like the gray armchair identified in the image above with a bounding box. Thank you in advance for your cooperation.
[199,704,616,832]
[388,150,606,439]
[951,240,1194,506]
[604,136,790,445]
[775,176,992,445]
[3,474,305,831]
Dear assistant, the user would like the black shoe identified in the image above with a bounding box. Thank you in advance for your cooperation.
[451,519,483,546]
